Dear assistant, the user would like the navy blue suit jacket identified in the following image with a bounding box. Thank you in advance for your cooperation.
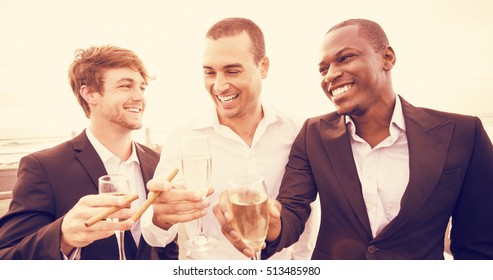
[0,130,178,259]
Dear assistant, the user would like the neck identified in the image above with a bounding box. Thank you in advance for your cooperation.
[219,104,263,147]
[89,121,133,161]
[351,94,396,148]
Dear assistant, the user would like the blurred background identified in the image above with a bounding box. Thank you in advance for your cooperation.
[1,0,492,165]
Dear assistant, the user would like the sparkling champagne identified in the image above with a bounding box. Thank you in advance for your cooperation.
[230,190,269,251]
[182,156,211,198]
[98,174,131,260]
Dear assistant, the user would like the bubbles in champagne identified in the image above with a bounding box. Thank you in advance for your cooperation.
[230,190,269,251]
[182,156,211,198]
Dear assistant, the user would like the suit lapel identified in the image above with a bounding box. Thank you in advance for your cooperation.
[73,131,155,258]
[135,144,152,189]
[72,130,107,192]
[134,143,153,257]
[377,97,454,238]
[319,115,372,236]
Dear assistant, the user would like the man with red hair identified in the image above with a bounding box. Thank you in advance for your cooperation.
[0,45,178,260]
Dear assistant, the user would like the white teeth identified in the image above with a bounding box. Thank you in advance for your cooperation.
[125,107,141,113]
[217,94,239,103]
[331,84,352,97]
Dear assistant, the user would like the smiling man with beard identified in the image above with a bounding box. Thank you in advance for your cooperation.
[0,45,178,260]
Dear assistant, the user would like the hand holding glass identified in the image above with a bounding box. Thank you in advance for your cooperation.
[98,174,132,260]
[229,174,269,260]
[181,135,218,251]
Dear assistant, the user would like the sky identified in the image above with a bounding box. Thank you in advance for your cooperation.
[1,0,492,138]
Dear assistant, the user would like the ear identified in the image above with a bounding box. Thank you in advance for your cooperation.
[260,56,270,79]
[80,85,99,106]
[382,46,396,71]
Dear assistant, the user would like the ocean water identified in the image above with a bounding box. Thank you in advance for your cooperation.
[0,128,170,166]
[1,115,492,166]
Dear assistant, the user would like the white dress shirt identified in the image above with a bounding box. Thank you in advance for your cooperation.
[346,95,410,237]
[86,128,146,245]
[141,103,320,259]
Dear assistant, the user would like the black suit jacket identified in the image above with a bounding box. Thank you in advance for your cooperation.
[0,130,178,259]
[264,97,493,260]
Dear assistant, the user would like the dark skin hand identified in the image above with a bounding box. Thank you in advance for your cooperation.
[213,190,282,258]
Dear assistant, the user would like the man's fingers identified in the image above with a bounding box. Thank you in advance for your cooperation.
[148,178,215,202]
[213,191,234,223]
[266,199,282,242]
[157,188,207,202]
[213,191,236,238]
[153,199,210,214]
[79,194,121,207]
[219,224,254,258]
[211,190,264,259]
[242,248,256,259]
[269,199,281,218]
[86,219,134,231]
[205,187,215,197]
[212,191,254,258]
[146,178,173,192]
[158,210,207,225]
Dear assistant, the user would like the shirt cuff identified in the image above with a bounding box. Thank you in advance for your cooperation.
[61,247,81,260]
[140,206,178,247]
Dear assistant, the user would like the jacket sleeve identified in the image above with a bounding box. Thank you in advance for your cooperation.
[263,119,319,259]
[450,117,493,259]
[154,236,179,260]
[288,197,321,259]
[0,155,65,259]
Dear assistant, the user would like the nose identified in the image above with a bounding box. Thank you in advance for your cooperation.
[131,87,145,101]
[323,65,342,85]
[213,74,230,94]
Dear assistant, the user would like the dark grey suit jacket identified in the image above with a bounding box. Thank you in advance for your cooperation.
[0,130,178,259]
[264,96,493,259]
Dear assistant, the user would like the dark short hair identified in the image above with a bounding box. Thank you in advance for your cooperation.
[327,19,389,52]
[206,17,265,64]
[68,45,151,117]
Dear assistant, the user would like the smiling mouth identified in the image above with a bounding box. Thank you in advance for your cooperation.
[124,107,142,113]
[330,84,353,98]
[216,94,239,104]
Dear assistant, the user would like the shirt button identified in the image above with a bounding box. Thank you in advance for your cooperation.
[367,245,377,254]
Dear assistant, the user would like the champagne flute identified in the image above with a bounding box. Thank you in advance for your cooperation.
[98,174,132,260]
[228,174,269,260]
[181,135,218,251]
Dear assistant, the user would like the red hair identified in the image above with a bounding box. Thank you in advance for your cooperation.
[68,45,151,117]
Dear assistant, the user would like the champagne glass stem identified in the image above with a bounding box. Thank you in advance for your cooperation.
[98,174,131,260]
[251,250,260,260]
[117,230,126,260]
[181,135,217,251]
[198,217,205,237]
[193,217,207,245]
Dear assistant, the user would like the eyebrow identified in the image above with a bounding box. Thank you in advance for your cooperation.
[318,47,357,66]
[203,63,244,70]
[117,78,134,83]
[116,77,147,85]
